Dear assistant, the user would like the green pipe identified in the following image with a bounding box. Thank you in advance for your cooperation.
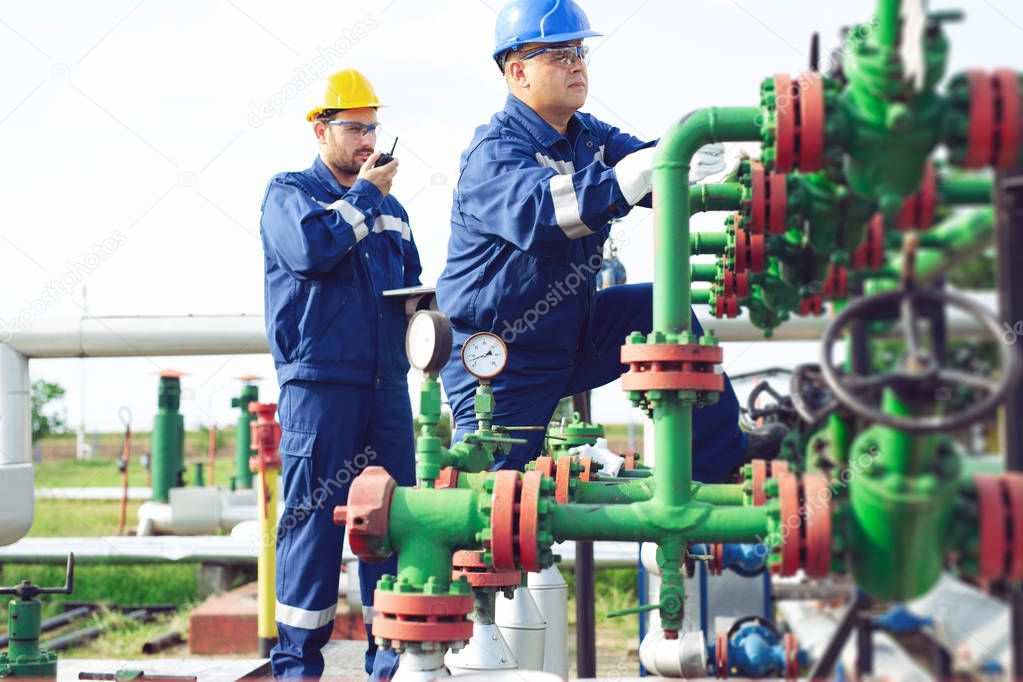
[549,500,769,543]
[653,107,761,509]
[691,288,712,305]
[389,486,488,587]
[692,482,745,506]
[691,263,717,282]
[938,176,993,205]
[875,0,902,52]
[882,208,993,286]
[690,183,744,215]
[690,231,729,255]
[231,383,258,490]
[151,376,185,503]
[575,479,652,504]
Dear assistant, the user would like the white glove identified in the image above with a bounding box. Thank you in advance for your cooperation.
[689,143,726,183]
[614,147,656,206]
[693,144,748,185]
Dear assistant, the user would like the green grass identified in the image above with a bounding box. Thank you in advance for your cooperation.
[33,453,243,490]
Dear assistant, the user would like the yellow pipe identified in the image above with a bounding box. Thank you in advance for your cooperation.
[256,468,279,656]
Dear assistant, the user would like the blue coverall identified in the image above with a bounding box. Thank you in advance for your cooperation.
[436,95,748,478]
[260,156,421,679]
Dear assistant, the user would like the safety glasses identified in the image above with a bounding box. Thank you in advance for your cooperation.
[324,120,381,137]
[519,44,590,67]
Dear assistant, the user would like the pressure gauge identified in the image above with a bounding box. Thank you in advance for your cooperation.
[405,311,453,373]
[461,332,508,379]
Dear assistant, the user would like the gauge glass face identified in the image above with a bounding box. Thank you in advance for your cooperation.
[407,312,439,370]
[461,333,508,379]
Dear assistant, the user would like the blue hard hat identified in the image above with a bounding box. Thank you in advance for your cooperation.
[493,0,602,60]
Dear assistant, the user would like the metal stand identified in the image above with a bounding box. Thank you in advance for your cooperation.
[571,391,597,678]
[995,166,1023,680]
[806,592,872,679]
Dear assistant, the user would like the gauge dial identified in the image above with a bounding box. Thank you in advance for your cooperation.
[405,311,452,373]
[461,332,508,379]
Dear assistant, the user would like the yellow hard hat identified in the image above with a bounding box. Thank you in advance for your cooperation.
[305,68,384,122]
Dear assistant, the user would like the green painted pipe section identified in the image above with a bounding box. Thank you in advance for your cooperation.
[691,288,712,305]
[690,183,744,215]
[231,384,258,490]
[875,0,903,52]
[958,454,1004,477]
[938,176,993,205]
[574,480,743,506]
[692,482,746,506]
[691,263,717,282]
[389,486,488,588]
[151,376,185,503]
[883,208,993,286]
[690,232,728,255]
[652,107,761,511]
[549,500,769,544]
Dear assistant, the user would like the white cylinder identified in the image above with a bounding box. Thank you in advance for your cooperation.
[495,586,546,671]
[638,629,707,678]
[0,345,32,546]
[527,566,569,679]
[393,649,450,682]
[445,621,518,674]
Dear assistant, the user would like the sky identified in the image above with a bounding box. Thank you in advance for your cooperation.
[1,0,1020,434]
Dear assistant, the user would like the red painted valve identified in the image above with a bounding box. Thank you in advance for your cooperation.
[973,473,1023,581]
[748,161,789,235]
[334,466,396,562]
[248,402,282,471]
[372,589,474,646]
[773,471,833,579]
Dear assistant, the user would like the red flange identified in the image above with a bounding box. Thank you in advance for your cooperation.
[710,543,725,576]
[823,264,848,300]
[713,294,740,319]
[248,402,282,470]
[489,470,520,571]
[533,455,555,479]
[733,219,748,273]
[784,632,800,681]
[774,74,796,172]
[800,76,826,172]
[735,270,750,298]
[451,550,521,588]
[555,456,573,504]
[974,473,1006,581]
[802,472,833,578]
[518,470,543,572]
[853,215,885,270]
[771,460,790,476]
[716,630,729,678]
[623,450,638,470]
[434,467,460,489]
[750,162,767,234]
[749,232,766,273]
[750,459,769,506]
[372,590,474,644]
[995,69,1021,170]
[897,162,938,231]
[775,471,801,577]
[334,466,396,563]
[620,342,726,392]
[578,456,595,482]
[799,296,824,317]
[966,70,995,169]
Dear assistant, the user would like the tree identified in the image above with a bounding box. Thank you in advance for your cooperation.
[31,379,69,442]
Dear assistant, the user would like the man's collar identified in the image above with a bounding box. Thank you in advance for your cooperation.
[503,94,590,147]
[311,156,349,195]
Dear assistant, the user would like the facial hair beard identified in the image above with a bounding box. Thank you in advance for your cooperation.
[332,145,374,176]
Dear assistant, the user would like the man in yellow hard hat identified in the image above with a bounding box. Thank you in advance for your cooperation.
[259,68,421,680]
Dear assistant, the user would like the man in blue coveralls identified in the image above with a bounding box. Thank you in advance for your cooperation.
[259,68,420,680]
[437,0,760,480]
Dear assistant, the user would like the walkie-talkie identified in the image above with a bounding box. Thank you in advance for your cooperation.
[375,137,398,167]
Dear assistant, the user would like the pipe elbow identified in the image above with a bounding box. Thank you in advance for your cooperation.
[638,629,707,678]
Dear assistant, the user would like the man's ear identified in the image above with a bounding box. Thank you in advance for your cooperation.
[313,120,327,145]
[507,61,528,89]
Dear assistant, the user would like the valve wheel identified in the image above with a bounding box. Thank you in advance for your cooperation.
[518,470,543,572]
[820,288,1021,433]
[784,632,800,680]
[802,472,833,578]
[716,630,729,678]
[489,470,521,571]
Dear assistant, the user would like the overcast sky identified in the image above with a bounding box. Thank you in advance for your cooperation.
[2,0,1019,433]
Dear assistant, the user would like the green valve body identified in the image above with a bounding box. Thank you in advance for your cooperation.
[151,376,185,503]
[0,598,57,677]
[231,384,259,490]
[546,412,604,458]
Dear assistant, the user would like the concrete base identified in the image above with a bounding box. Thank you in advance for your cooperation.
[58,657,268,682]
[189,582,365,655]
